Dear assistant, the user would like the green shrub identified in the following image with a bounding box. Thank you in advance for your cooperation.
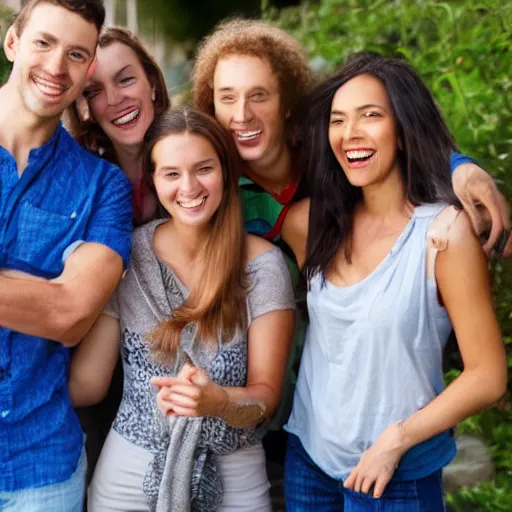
[0,5,13,84]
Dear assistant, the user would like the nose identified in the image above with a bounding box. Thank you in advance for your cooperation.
[105,84,124,107]
[179,171,200,195]
[233,97,253,123]
[45,49,67,77]
[345,117,362,140]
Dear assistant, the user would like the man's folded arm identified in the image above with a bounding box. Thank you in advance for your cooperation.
[0,242,124,346]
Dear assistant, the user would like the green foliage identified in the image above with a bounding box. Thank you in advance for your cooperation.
[0,5,13,84]
[265,0,512,509]
[137,0,260,44]
[446,474,512,512]
[264,0,512,195]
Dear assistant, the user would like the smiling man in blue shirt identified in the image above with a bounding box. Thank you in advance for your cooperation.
[0,1,132,509]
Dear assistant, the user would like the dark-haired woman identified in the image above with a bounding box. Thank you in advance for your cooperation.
[69,107,295,511]
[281,53,507,511]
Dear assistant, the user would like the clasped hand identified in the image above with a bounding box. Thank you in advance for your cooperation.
[151,363,227,419]
[343,423,409,499]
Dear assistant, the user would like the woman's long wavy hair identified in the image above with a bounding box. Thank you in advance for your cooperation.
[145,107,248,363]
[68,26,170,165]
[300,51,460,286]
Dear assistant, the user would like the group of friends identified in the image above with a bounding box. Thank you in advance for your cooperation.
[0,0,510,511]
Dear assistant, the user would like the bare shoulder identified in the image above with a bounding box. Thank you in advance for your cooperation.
[436,208,486,279]
[289,198,310,224]
[246,234,276,262]
[445,209,481,251]
[282,199,309,242]
[281,198,310,267]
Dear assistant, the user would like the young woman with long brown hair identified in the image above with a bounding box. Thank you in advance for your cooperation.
[69,107,295,511]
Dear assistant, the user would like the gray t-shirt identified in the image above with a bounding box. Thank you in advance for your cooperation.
[104,219,295,453]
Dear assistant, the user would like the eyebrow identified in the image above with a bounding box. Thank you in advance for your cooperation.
[156,159,216,172]
[331,104,384,115]
[195,158,216,167]
[217,86,269,93]
[35,31,92,58]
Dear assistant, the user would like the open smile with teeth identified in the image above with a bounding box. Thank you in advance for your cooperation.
[236,130,262,141]
[346,149,375,163]
[177,196,207,209]
[113,109,140,126]
[32,75,67,97]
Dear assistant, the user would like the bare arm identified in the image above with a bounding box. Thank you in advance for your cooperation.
[398,212,506,444]
[452,162,511,255]
[69,314,121,407]
[0,242,124,346]
[344,212,507,497]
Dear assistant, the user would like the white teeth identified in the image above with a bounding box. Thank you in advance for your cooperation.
[346,150,375,159]
[237,130,262,141]
[33,77,66,96]
[178,196,206,208]
[113,109,140,126]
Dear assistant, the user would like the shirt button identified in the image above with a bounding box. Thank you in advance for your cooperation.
[1,410,10,418]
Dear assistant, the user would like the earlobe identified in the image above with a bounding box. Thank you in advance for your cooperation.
[4,26,18,63]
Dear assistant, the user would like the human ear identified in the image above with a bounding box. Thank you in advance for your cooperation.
[4,26,19,63]
[86,57,97,80]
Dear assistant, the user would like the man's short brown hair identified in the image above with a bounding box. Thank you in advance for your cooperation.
[193,18,314,119]
[13,0,105,36]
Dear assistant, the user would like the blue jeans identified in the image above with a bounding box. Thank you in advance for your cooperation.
[0,446,86,511]
[285,434,445,512]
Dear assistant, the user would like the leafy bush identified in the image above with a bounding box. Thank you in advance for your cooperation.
[0,5,14,84]
[264,0,512,508]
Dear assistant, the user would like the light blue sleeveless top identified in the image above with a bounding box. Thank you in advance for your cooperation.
[285,203,457,481]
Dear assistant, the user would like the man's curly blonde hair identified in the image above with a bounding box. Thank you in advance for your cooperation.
[193,18,314,119]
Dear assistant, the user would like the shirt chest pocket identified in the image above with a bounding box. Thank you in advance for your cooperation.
[13,201,75,276]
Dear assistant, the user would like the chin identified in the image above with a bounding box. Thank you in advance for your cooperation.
[236,146,267,163]
[109,131,144,148]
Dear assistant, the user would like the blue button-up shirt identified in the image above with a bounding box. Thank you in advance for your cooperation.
[0,123,132,492]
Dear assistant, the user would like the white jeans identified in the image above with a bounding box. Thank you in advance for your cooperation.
[89,429,271,511]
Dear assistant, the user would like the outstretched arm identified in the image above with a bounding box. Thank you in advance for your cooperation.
[0,242,124,346]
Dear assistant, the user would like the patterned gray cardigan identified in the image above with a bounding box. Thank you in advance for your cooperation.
[103,219,295,511]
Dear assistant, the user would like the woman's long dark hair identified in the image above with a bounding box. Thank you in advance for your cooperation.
[299,51,460,286]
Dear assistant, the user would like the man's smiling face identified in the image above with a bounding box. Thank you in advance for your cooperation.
[6,2,98,121]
